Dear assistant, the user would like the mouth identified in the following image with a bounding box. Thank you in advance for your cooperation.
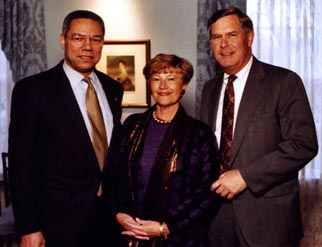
[158,92,171,96]
[220,51,234,57]
[78,55,93,60]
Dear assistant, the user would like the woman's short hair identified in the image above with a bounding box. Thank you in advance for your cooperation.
[143,53,194,84]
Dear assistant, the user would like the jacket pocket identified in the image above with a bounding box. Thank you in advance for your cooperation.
[264,179,299,198]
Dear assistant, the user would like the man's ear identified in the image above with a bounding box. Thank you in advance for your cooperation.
[247,30,254,47]
[60,34,66,49]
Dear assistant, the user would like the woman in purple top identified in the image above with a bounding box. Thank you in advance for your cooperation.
[114,53,220,247]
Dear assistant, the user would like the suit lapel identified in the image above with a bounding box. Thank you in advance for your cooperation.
[95,71,123,173]
[96,71,122,123]
[230,58,266,165]
[49,63,99,165]
[208,75,224,131]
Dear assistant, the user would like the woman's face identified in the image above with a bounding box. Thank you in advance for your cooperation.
[149,71,188,108]
[118,61,126,69]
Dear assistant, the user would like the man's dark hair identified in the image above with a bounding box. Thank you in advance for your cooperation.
[62,10,105,36]
[207,7,253,33]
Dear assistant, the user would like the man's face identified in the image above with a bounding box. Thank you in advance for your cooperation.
[209,15,254,75]
[60,18,104,76]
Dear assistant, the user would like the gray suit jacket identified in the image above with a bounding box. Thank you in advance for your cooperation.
[201,57,318,246]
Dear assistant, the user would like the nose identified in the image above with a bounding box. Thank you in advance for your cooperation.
[82,37,93,49]
[220,36,228,47]
[159,79,168,89]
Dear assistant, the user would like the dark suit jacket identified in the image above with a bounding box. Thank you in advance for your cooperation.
[8,61,123,247]
[201,57,318,246]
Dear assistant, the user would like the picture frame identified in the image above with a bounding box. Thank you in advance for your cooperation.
[96,40,151,108]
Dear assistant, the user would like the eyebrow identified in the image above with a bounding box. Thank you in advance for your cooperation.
[71,33,103,37]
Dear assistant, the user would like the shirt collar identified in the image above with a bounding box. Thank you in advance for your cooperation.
[63,61,95,87]
[223,55,253,83]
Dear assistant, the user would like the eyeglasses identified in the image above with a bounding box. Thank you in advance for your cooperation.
[67,33,104,47]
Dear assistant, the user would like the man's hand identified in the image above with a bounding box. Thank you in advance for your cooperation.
[20,231,45,247]
[210,169,247,199]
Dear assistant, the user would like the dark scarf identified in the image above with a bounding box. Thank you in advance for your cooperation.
[125,104,186,221]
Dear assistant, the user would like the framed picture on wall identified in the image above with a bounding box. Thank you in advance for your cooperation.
[96,40,151,108]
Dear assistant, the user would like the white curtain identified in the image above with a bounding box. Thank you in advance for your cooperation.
[0,42,14,154]
[247,0,322,179]
[0,0,47,159]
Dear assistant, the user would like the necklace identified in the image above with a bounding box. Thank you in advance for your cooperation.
[152,111,172,124]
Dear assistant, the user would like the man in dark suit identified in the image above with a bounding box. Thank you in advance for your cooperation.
[201,7,318,247]
[9,10,123,247]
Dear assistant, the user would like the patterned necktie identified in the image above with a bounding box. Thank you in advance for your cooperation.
[219,74,237,173]
[83,77,108,195]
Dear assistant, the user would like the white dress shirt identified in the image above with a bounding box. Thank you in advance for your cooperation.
[215,56,253,148]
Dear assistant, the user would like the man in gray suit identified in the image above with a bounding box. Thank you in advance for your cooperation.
[201,7,318,247]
